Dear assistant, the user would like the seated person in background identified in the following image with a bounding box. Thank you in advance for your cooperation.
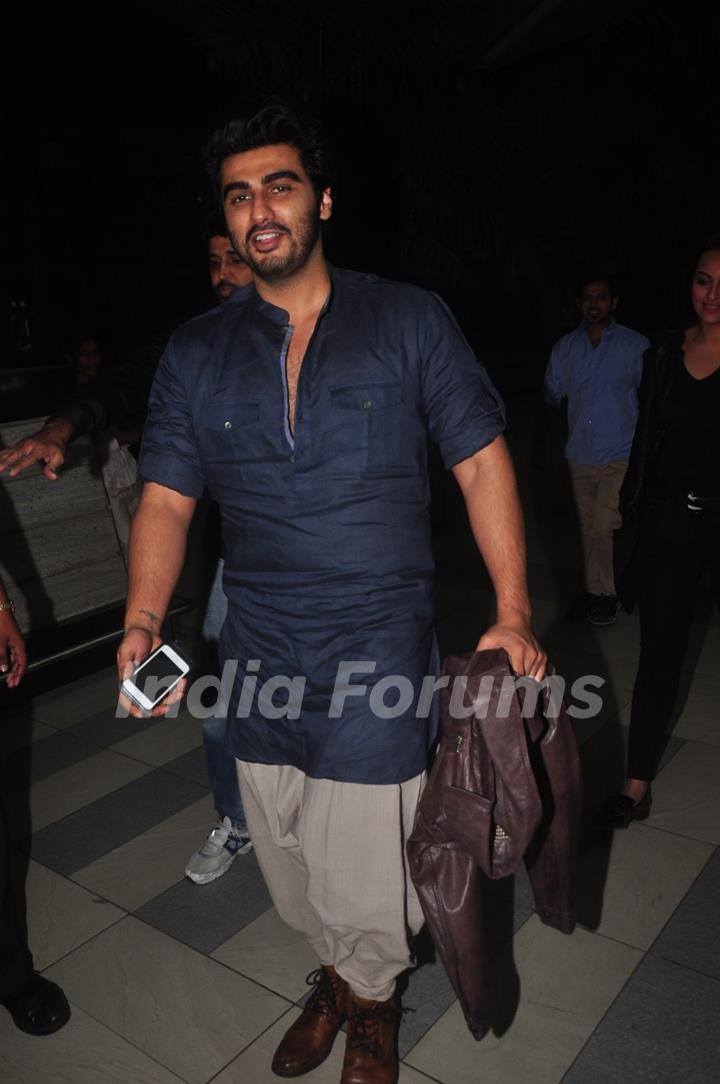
[63,324,144,559]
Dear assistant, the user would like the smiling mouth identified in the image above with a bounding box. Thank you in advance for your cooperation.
[248,223,288,251]
[252,230,285,250]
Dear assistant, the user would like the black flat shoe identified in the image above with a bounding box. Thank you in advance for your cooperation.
[1,974,71,1036]
[599,785,652,829]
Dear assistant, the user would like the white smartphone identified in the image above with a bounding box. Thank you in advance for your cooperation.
[121,642,191,713]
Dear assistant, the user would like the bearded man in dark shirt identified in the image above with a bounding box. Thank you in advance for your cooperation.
[116,102,545,1084]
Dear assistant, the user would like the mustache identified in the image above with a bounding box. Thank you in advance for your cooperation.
[246,222,289,243]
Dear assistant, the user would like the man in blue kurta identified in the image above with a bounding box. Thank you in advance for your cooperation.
[117,103,545,1084]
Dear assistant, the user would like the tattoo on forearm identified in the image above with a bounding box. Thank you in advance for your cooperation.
[139,609,161,630]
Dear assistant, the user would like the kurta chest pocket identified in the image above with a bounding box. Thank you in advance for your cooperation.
[197,400,261,464]
[327,382,417,474]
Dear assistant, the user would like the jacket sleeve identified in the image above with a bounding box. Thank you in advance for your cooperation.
[618,339,663,523]
[523,689,582,934]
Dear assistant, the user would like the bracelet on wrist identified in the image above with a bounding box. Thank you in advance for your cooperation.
[0,600,16,615]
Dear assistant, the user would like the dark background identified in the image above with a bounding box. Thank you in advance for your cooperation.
[3,0,720,391]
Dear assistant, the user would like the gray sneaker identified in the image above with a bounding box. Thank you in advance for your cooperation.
[185,816,253,884]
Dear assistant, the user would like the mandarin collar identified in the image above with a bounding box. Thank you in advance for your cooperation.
[246,264,336,328]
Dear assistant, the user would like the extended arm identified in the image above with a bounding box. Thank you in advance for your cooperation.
[117,481,197,715]
[452,435,546,679]
[0,332,166,480]
[0,417,74,481]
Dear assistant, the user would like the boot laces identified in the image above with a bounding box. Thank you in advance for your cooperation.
[348,1000,401,1059]
[304,968,343,1019]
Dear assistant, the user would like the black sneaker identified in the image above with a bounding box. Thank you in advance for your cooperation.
[588,594,620,626]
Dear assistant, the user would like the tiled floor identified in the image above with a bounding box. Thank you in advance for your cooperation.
[2,402,719,1083]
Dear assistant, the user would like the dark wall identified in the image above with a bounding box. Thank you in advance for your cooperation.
[4,0,719,388]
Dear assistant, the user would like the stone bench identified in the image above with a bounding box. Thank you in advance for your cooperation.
[0,417,190,681]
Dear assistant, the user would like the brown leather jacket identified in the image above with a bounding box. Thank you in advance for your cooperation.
[407,649,582,1039]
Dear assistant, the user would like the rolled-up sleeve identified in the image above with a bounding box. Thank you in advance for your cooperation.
[420,294,505,470]
[138,339,205,498]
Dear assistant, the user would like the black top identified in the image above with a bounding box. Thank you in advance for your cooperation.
[653,358,720,497]
[620,331,720,522]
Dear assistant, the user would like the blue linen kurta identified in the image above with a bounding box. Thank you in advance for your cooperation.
[139,268,505,784]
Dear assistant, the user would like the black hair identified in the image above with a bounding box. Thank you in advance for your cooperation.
[64,327,102,355]
[201,210,230,244]
[204,99,332,206]
[576,273,619,299]
[697,232,720,261]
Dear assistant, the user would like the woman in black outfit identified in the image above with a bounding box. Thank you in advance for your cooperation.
[603,239,720,827]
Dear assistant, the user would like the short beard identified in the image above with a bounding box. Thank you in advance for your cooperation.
[231,211,322,283]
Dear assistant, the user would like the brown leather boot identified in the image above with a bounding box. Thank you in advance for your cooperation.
[340,991,400,1084]
[271,965,349,1077]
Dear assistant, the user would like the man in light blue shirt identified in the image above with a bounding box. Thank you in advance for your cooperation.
[544,276,649,624]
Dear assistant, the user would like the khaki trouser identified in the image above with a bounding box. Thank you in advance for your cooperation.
[235,760,425,1001]
[569,459,627,596]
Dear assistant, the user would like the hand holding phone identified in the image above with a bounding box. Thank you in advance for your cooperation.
[118,634,191,717]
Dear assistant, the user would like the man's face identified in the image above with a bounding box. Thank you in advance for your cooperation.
[70,338,102,382]
[221,143,332,282]
[576,281,617,327]
[208,235,252,303]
